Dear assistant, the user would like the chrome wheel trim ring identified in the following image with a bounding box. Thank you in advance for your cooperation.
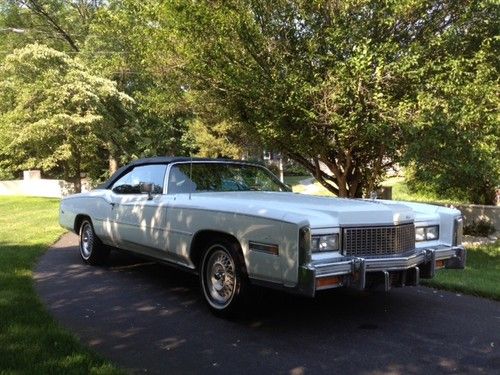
[202,245,237,309]
[80,222,93,260]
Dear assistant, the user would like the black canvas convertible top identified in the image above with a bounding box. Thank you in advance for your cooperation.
[97,156,255,189]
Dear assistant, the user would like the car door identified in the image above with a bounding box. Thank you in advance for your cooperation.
[109,164,169,258]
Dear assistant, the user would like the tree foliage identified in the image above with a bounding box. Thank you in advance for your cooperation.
[0,0,497,202]
[80,0,192,158]
[183,119,251,159]
[0,1,102,55]
[162,0,498,198]
[0,0,192,181]
[404,1,499,204]
[0,44,137,191]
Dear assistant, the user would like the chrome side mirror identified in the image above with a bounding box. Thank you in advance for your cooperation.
[140,182,154,200]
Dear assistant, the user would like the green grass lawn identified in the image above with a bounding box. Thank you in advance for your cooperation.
[288,175,473,204]
[285,175,335,195]
[283,175,310,186]
[382,177,470,205]
[423,241,500,300]
[0,196,121,374]
[0,196,497,375]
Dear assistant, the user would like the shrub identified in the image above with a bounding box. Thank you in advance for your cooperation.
[284,162,310,176]
[464,219,496,237]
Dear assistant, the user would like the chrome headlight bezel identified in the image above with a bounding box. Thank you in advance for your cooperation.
[415,225,440,242]
[453,216,464,246]
[299,226,312,264]
[311,233,340,252]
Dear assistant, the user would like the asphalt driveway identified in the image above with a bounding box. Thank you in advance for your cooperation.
[34,233,500,374]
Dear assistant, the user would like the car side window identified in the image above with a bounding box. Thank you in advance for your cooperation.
[167,163,287,193]
[111,164,167,195]
[167,165,197,194]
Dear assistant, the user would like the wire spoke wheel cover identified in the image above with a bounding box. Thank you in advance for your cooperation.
[77,219,109,265]
[202,246,238,309]
[80,222,94,260]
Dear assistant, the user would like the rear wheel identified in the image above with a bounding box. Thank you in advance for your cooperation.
[200,238,247,316]
[79,219,109,265]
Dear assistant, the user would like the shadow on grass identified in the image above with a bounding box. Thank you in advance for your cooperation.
[0,242,122,374]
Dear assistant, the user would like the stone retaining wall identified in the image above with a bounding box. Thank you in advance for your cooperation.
[451,204,500,232]
[379,186,499,231]
[0,179,90,198]
[0,179,74,198]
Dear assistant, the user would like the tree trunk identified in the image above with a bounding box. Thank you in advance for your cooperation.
[278,156,284,183]
[73,176,82,193]
[107,142,119,175]
[73,148,82,193]
[109,155,118,175]
[337,176,348,197]
[284,150,376,199]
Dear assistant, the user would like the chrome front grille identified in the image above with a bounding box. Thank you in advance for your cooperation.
[342,224,415,257]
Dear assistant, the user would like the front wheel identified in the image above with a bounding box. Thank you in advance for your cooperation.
[200,239,247,316]
[79,219,109,265]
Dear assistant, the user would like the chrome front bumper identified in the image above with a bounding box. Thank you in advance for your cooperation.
[297,245,466,297]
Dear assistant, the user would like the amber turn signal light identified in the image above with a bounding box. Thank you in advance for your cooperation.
[435,259,446,269]
[316,276,342,289]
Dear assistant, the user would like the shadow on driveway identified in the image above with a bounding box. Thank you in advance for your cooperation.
[35,234,500,374]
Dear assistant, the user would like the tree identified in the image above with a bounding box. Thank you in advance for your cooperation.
[1,0,496,200]
[0,44,137,191]
[80,0,192,159]
[1,0,194,172]
[162,0,495,198]
[0,0,104,64]
[404,1,499,205]
[183,119,259,159]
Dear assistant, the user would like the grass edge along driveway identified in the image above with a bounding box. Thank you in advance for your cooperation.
[0,196,122,374]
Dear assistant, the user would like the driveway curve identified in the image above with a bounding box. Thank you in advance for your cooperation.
[35,233,499,374]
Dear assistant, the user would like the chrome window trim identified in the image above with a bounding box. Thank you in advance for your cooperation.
[163,160,287,195]
[112,164,168,196]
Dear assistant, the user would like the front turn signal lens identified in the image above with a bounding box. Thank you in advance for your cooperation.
[435,259,446,269]
[316,276,343,289]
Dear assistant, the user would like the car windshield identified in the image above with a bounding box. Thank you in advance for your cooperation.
[167,163,290,194]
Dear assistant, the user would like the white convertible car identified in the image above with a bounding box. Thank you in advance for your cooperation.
[60,157,466,315]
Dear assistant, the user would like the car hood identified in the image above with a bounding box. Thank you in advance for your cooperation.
[174,191,418,228]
